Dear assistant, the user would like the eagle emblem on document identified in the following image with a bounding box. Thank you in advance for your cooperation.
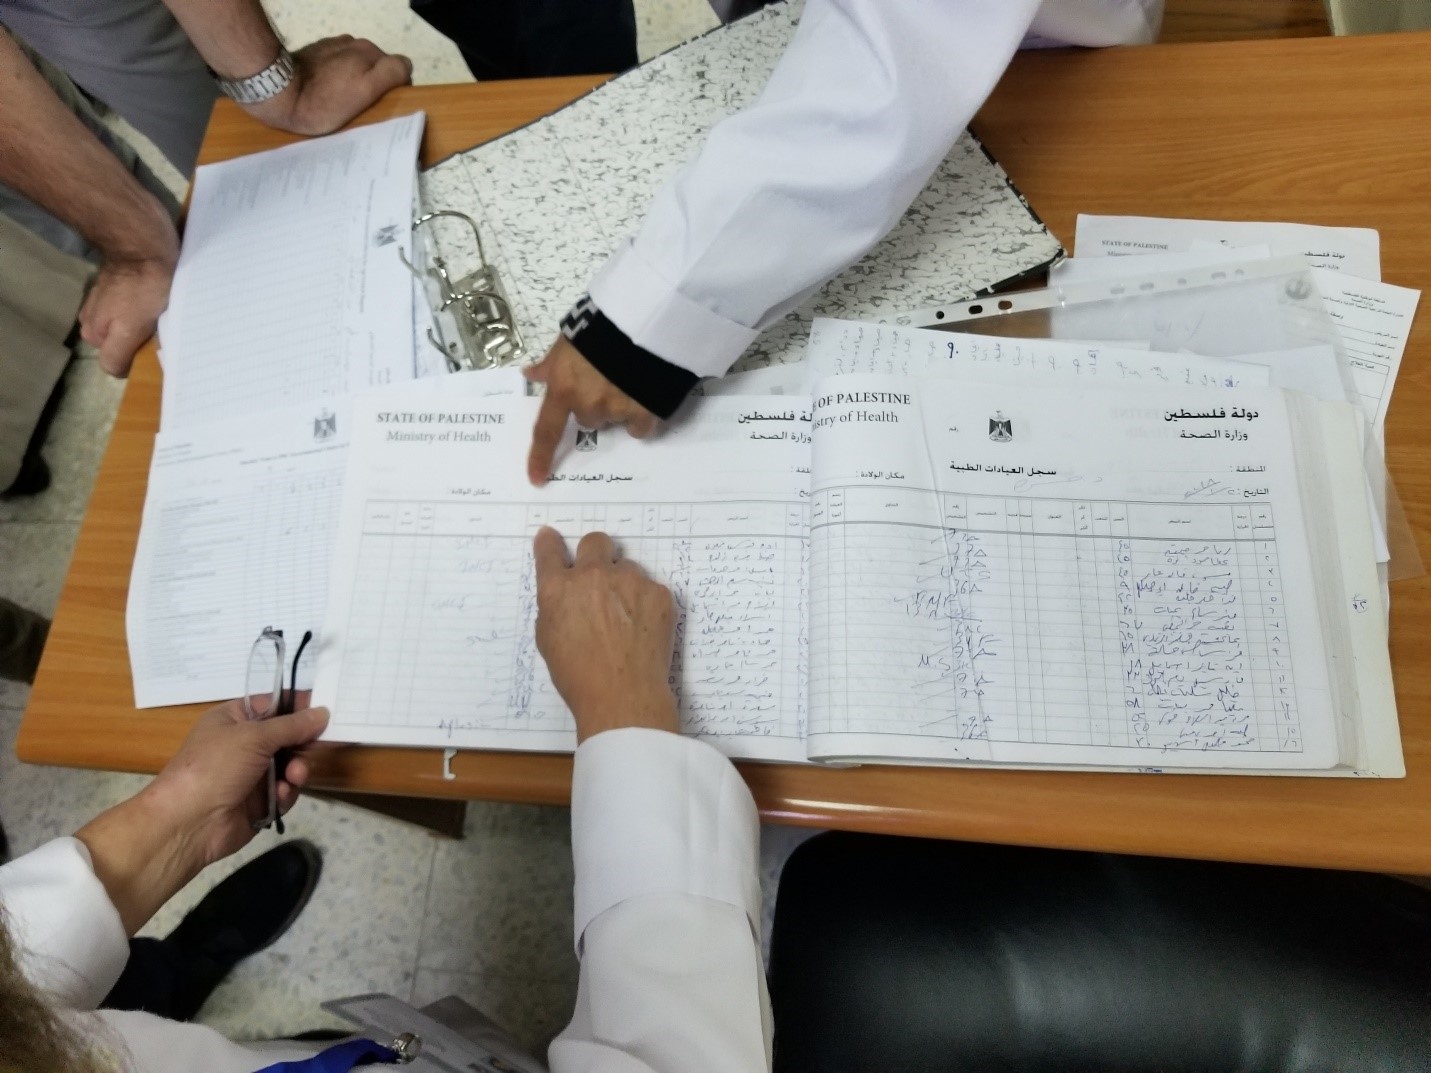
[988,411,1013,442]
[313,409,337,442]
[575,428,599,453]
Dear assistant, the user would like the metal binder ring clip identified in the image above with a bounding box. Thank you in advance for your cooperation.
[403,210,526,371]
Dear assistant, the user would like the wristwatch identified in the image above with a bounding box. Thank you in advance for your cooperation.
[214,47,296,105]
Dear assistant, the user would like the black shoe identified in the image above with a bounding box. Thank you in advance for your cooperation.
[0,453,50,498]
[1,362,66,499]
[0,601,50,684]
[162,840,323,1020]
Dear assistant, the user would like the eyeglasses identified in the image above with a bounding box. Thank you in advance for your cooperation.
[243,627,312,834]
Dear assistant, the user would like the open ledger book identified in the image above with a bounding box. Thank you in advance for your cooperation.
[312,374,1398,775]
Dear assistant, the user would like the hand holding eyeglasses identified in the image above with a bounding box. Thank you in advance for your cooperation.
[75,699,328,935]
[148,700,330,867]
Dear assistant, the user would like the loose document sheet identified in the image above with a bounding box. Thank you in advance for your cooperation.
[805,319,1269,389]
[158,113,425,431]
[1073,214,1382,278]
[313,387,812,761]
[1311,268,1420,438]
[128,397,352,707]
[1049,245,1274,285]
[127,369,525,708]
[1059,230,1420,443]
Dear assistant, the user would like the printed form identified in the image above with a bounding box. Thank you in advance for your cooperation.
[1311,268,1420,439]
[127,370,525,708]
[1073,214,1382,278]
[128,397,352,707]
[314,388,812,761]
[804,376,1382,770]
[1067,218,1420,439]
[159,112,426,431]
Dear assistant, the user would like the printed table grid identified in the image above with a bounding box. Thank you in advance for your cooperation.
[811,486,1301,755]
[335,498,807,744]
[136,468,343,685]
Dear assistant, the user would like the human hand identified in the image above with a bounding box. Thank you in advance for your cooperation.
[525,336,659,485]
[145,700,328,866]
[76,701,328,934]
[78,254,176,378]
[532,527,678,742]
[243,36,413,136]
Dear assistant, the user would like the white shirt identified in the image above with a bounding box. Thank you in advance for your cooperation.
[588,0,1164,379]
[0,729,767,1072]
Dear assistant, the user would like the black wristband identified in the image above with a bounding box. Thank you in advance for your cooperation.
[560,296,699,420]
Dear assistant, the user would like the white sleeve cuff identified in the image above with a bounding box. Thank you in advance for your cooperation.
[570,728,760,951]
[588,240,759,380]
[0,837,130,1009]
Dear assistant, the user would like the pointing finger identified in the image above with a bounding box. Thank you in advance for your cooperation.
[625,408,658,439]
[532,526,570,582]
[574,530,617,566]
[528,390,569,485]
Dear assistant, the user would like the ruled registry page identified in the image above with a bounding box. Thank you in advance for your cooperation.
[313,389,812,761]
[804,375,1341,770]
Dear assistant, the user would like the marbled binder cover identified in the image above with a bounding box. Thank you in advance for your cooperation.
[418,1,1061,369]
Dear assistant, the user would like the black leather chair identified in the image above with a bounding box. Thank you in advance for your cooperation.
[769,833,1431,1072]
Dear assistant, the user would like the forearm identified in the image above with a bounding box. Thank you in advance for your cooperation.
[551,729,769,1071]
[74,789,205,936]
[0,30,176,263]
[159,2,413,137]
[161,0,284,79]
[587,0,1042,382]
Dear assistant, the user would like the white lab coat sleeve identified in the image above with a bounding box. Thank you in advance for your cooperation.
[0,839,337,1072]
[549,728,769,1072]
[0,837,130,1010]
[586,0,1045,380]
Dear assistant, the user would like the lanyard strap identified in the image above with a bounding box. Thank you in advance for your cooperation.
[254,1038,400,1073]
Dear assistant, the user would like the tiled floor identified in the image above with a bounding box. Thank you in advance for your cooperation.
[0,0,807,1054]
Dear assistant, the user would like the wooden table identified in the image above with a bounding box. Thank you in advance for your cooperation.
[20,31,1431,874]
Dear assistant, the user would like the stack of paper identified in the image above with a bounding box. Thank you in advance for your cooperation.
[1053,218,1421,625]
[129,114,433,705]
[301,229,1409,777]
[157,113,427,431]
[1066,215,1420,448]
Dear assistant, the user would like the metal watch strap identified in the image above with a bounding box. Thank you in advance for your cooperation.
[215,47,296,105]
